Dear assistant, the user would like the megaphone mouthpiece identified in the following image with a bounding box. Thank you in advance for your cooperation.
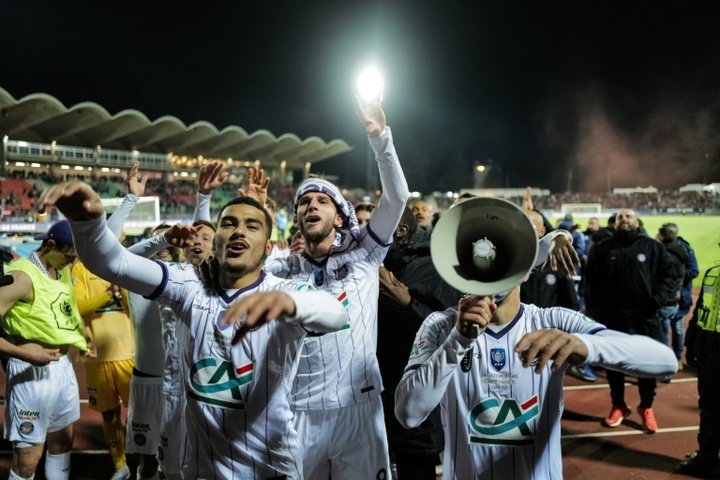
[472,237,496,271]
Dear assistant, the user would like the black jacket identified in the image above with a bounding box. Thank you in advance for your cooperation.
[521,268,579,310]
[584,229,677,331]
[378,227,463,454]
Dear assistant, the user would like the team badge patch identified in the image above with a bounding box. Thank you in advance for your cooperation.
[313,268,325,286]
[637,253,647,262]
[19,422,34,435]
[134,433,147,446]
[544,273,557,285]
[216,310,231,332]
[490,348,506,371]
[333,264,349,280]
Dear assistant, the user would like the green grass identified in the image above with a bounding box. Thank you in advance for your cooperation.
[639,215,720,287]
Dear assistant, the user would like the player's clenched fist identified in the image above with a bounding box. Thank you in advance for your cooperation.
[38,181,105,221]
[455,295,496,339]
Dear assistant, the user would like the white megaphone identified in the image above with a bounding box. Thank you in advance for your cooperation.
[431,196,538,300]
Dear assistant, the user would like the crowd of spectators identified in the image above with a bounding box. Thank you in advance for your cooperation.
[1,169,719,222]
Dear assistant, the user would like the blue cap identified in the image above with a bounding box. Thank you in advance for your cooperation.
[34,220,74,247]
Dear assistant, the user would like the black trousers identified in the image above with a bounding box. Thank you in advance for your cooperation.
[606,369,657,408]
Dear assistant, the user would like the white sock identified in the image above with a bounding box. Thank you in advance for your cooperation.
[9,469,35,480]
[44,452,71,480]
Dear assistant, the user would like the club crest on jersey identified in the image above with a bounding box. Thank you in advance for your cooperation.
[313,268,325,286]
[333,264,349,280]
[490,348,506,371]
[188,357,254,409]
[468,395,540,446]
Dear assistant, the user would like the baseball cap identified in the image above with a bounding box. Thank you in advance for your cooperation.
[34,220,74,247]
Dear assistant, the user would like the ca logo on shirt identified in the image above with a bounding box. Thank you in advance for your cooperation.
[188,357,254,409]
[468,395,540,446]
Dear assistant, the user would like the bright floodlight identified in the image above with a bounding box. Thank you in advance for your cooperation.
[357,68,384,103]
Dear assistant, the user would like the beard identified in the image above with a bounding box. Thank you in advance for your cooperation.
[299,219,335,243]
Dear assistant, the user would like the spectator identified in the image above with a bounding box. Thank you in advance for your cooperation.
[584,208,677,433]
[663,223,700,371]
[354,201,376,228]
[655,223,693,383]
[411,199,434,233]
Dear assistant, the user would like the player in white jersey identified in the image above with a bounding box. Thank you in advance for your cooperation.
[39,182,350,480]
[394,287,678,480]
[264,97,409,479]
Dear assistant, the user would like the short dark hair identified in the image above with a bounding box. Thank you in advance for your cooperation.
[355,202,376,214]
[192,219,216,232]
[217,197,273,238]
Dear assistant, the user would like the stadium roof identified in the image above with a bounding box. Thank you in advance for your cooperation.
[0,86,352,170]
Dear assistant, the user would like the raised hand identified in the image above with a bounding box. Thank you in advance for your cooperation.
[236,167,269,207]
[216,291,297,345]
[514,328,588,373]
[455,295,496,339]
[128,162,148,197]
[543,234,580,278]
[38,181,105,221]
[354,95,386,137]
[164,223,199,248]
[522,186,534,212]
[198,161,229,195]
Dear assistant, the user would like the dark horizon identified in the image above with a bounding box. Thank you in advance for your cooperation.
[3,1,720,194]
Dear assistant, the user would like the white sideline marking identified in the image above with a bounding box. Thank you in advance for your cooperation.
[562,425,699,439]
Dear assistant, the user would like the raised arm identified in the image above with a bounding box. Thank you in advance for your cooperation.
[354,96,410,243]
[194,161,228,222]
[106,163,146,237]
[394,309,471,429]
[38,181,191,297]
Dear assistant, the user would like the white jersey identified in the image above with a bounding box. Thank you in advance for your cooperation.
[127,292,165,376]
[395,303,677,480]
[266,126,409,411]
[148,262,342,479]
[268,233,388,410]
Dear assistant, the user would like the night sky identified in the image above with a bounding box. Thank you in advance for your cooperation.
[3,1,720,193]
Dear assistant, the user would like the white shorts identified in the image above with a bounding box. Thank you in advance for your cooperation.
[159,393,183,477]
[126,374,163,455]
[3,355,80,445]
[294,397,391,480]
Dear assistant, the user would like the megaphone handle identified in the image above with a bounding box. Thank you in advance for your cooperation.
[468,323,480,338]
